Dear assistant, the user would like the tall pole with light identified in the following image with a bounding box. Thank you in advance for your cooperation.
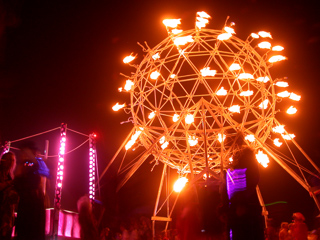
[89,133,97,202]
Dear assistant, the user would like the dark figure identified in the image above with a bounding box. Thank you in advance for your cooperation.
[290,212,308,240]
[0,152,18,240]
[228,147,265,240]
[14,143,48,240]
[77,195,99,240]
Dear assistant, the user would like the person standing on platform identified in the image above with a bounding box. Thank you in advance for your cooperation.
[0,152,18,240]
[14,142,49,240]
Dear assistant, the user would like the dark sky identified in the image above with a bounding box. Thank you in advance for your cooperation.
[1,0,320,228]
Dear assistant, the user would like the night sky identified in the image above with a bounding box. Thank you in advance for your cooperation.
[1,0,320,229]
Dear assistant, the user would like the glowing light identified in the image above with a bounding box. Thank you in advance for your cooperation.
[89,133,97,201]
[251,33,259,38]
[173,177,188,192]
[229,157,233,162]
[150,71,161,79]
[256,150,269,168]
[258,41,271,49]
[217,32,232,40]
[124,80,134,91]
[173,114,180,122]
[229,63,241,71]
[118,87,123,92]
[240,90,253,96]
[224,26,235,34]
[282,133,295,140]
[277,91,290,97]
[200,67,217,77]
[125,129,143,150]
[245,134,255,142]
[273,138,283,147]
[259,99,269,109]
[197,11,210,18]
[196,17,209,29]
[185,114,194,124]
[112,103,125,111]
[170,74,176,78]
[272,45,284,51]
[273,125,285,134]
[289,92,301,101]
[159,136,165,144]
[238,73,254,80]
[287,106,297,114]
[218,133,226,143]
[188,135,198,146]
[174,36,194,46]
[163,19,181,28]
[152,53,160,60]
[216,87,227,96]
[171,29,183,34]
[228,105,240,113]
[161,141,169,149]
[148,111,156,119]
[275,81,289,87]
[268,55,287,63]
[258,31,272,38]
[256,76,270,83]
[123,54,136,64]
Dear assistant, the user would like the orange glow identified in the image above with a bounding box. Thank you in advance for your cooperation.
[275,81,289,87]
[245,134,255,142]
[159,136,165,144]
[238,73,254,80]
[171,29,183,34]
[196,17,209,29]
[224,26,235,34]
[112,103,125,111]
[272,45,284,51]
[240,90,253,96]
[188,135,198,146]
[197,11,210,18]
[273,138,282,147]
[163,19,181,28]
[125,129,143,150]
[123,54,136,64]
[148,111,156,119]
[251,33,259,38]
[124,80,134,91]
[282,133,295,140]
[161,141,169,149]
[200,67,217,77]
[287,106,297,114]
[268,55,287,63]
[258,41,271,49]
[150,71,161,80]
[173,177,188,192]
[118,87,123,92]
[272,125,285,134]
[218,133,226,143]
[217,33,232,40]
[277,91,290,97]
[289,92,301,101]
[259,99,269,109]
[256,76,270,83]
[173,114,179,122]
[216,87,227,96]
[256,150,269,168]
[152,53,160,60]
[229,63,241,71]
[258,31,272,38]
[185,114,194,124]
[229,105,240,113]
[170,74,176,78]
[174,36,194,46]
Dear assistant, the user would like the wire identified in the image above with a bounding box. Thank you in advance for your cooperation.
[10,127,60,143]
[67,128,89,137]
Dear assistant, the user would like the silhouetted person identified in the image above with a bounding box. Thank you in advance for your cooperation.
[14,142,48,240]
[77,195,99,240]
[291,212,308,240]
[228,147,265,240]
[0,152,18,240]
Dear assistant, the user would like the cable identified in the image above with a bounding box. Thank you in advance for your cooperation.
[67,128,89,137]
[10,127,60,143]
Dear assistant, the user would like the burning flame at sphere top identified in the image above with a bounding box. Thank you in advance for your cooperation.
[173,177,188,192]
[113,11,301,171]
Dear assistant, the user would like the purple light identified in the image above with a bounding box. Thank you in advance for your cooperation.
[226,168,247,200]
[89,133,97,201]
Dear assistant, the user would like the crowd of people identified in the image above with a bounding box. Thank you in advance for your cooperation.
[0,144,320,240]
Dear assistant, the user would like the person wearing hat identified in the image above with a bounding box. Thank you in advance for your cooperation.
[290,212,308,240]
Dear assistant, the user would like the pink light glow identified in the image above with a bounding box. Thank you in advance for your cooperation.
[89,133,97,200]
[64,214,74,237]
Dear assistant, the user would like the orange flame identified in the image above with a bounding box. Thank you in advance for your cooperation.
[268,55,287,63]
[163,19,181,28]
[123,54,136,64]
[112,103,125,111]
[150,71,161,80]
[273,138,282,147]
[200,67,217,77]
[258,31,272,38]
[185,114,194,124]
[272,46,284,51]
[287,106,297,114]
[256,150,269,168]
[240,90,254,96]
[228,105,240,113]
[174,36,194,46]
[238,73,254,80]
[258,41,271,49]
[229,63,241,71]
[216,87,227,96]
